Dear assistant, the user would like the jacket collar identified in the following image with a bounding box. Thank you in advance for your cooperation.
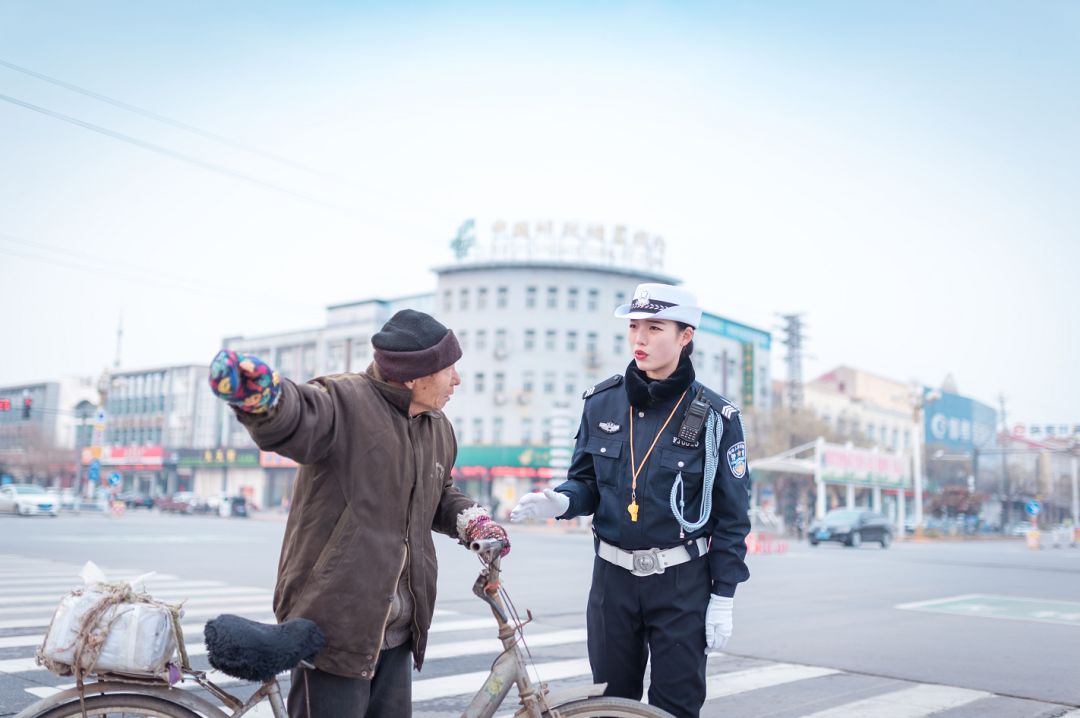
[623,354,696,408]
[365,362,414,416]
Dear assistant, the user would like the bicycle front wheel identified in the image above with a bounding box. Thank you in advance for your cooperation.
[546,696,675,717]
[31,693,201,718]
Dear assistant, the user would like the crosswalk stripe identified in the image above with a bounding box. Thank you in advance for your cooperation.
[799,683,991,718]
[0,602,276,630]
[0,593,272,617]
[0,574,180,586]
[706,662,839,698]
[427,617,503,634]
[0,581,231,601]
[412,657,593,701]
[424,629,587,660]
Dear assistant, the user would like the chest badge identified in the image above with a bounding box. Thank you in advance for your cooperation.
[598,421,621,434]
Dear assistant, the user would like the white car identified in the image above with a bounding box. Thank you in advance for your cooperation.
[0,484,60,516]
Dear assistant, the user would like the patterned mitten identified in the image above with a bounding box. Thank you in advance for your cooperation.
[209,350,281,414]
[463,515,511,556]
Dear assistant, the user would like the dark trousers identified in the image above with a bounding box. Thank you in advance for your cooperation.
[586,554,710,718]
[287,642,412,718]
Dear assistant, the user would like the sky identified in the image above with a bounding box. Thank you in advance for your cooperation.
[1,1,1077,424]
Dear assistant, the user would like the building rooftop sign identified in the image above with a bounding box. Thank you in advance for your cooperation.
[449,218,666,272]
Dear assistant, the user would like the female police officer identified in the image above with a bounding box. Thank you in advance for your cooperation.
[511,283,751,718]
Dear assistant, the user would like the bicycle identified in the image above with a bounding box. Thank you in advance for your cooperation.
[16,538,672,717]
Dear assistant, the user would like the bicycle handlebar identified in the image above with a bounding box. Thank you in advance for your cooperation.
[470,538,508,555]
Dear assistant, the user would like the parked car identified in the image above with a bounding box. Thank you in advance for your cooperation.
[219,495,249,518]
[157,491,209,514]
[0,484,59,517]
[44,488,78,511]
[116,491,155,509]
[809,509,893,548]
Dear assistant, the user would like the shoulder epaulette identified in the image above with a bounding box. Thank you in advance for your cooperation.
[703,387,740,420]
[582,374,623,400]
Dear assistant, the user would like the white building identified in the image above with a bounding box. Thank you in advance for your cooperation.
[218,220,772,516]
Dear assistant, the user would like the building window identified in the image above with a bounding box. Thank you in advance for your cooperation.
[868,423,876,440]
[542,417,553,444]
[472,418,483,444]
[458,330,468,350]
[587,288,599,311]
[545,329,557,351]
[476,329,488,351]
[494,372,506,394]
[477,287,488,310]
[443,289,452,312]
[544,372,556,394]
[547,286,558,309]
[495,329,507,352]
[566,331,578,352]
[459,287,469,311]
[526,286,537,309]
[496,286,508,309]
[613,334,624,356]
[586,332,598,354]
[521,418,534,445]
[474,372,485,393]
[615,291,626,307]
[351,338,369,369]
[568,287,579,310]
[892,428,899,448]
[565,373,577,395]
[523,371,534,393]
[524,329,536,351]
[492,417,504,444]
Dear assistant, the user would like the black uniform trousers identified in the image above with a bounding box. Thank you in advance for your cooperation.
[586,552,710,718]
[287,642,412,717]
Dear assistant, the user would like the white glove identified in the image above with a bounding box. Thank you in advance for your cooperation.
[510,489,570,522]
[705,595,734,652]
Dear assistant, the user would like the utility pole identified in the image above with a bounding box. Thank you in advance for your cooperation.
[998,393,1010,529]
[778,313,805,413]
[114,313,124,370]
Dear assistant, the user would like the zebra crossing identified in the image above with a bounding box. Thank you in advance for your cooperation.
[1,554,1077,717]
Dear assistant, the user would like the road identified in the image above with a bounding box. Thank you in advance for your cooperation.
[1,511,1078,716]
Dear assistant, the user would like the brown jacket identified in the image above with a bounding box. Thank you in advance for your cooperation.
[235,364,476,678]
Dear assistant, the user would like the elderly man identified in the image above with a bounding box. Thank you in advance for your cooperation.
[209,309,509,718]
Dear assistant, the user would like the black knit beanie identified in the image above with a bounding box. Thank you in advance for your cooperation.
[371,309,462,383]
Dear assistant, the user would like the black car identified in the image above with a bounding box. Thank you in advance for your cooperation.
[116,491,155,509]
[809,509,893,548]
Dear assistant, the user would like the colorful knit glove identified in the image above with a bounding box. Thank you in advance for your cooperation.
[463,515,511,557]
[209,350,281,414]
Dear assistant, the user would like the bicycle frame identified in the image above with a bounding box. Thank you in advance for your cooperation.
[460,552,606,718]
[13,668,289,718]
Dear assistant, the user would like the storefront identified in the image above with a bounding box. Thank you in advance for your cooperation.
[451,446,555,520]
[177,448,264,508]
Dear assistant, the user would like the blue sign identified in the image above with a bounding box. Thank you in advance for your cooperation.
[108,472,121,487]
[924,391,998,452]
[88,459,101,483]
[1026,501,1042,516]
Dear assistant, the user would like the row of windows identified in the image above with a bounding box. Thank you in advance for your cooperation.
[823,415,912,451]
[452,416,558,445]
[444,286,627,313]
[458,328,621,356]
[107,396,167,416]
[460,371,582,396]
[105,428,164,446]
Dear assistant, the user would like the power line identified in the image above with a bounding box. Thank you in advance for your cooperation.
[0,57,351,186]
[0,93,364,218]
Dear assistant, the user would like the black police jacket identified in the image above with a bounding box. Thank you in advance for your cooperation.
[555,365,751,597]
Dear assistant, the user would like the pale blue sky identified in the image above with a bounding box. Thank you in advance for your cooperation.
[1,1,1077,423]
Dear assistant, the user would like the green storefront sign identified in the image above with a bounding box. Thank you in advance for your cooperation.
[455,446,552,468]
[176,448,261,468]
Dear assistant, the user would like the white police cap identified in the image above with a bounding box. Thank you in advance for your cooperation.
[613,283,702,328]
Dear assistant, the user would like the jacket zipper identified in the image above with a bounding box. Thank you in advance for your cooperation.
[374,544,409,665]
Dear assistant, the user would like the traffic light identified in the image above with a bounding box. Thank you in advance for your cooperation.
[22,396,31,420]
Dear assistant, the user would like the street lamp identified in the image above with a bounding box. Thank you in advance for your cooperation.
[911,386,941,536]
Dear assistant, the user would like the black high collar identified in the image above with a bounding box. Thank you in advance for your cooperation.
[623,354,696,408]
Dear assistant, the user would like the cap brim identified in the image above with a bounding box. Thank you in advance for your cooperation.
[613,304,701,327]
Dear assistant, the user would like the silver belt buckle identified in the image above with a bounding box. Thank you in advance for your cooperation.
[631,548,663,576]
